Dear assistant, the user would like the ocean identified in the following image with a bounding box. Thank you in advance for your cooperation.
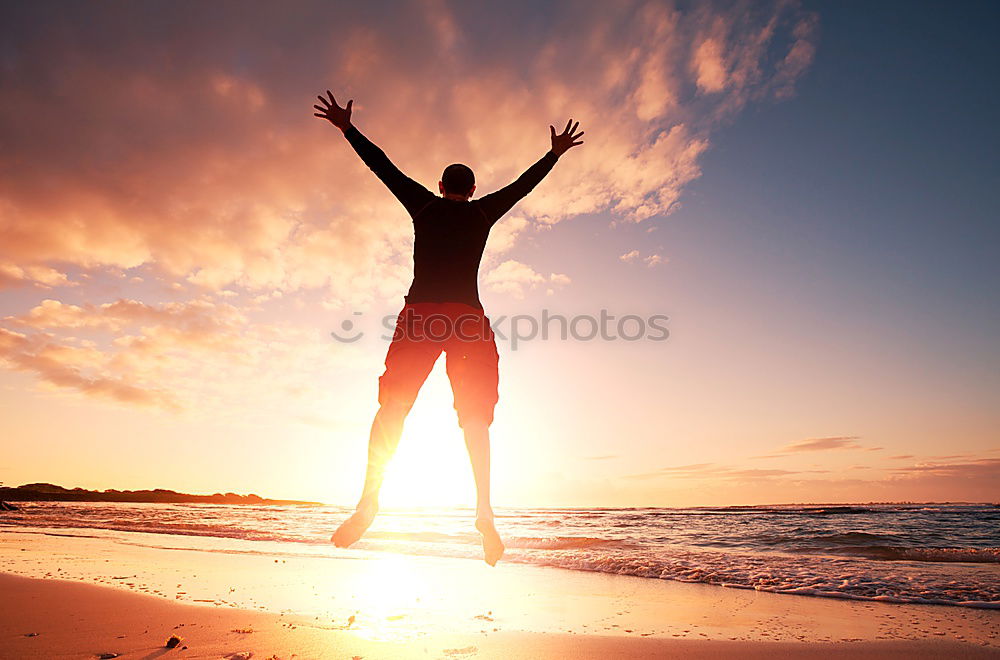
[2,501,997,609]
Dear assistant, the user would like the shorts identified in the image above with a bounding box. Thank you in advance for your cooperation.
[378,302,500,428]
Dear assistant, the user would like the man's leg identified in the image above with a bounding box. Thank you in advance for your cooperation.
[463,422,504,566]
[332,307,440,548]
[463,423,494,521]
[445,313,503,565]
[331,402,408,548]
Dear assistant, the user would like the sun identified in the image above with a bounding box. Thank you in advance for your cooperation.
[376,372,476,510]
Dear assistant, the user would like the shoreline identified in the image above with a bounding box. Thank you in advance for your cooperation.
[1,527,999,658]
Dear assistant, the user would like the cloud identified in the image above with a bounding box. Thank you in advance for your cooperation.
[693,37,729,93]
[0,263,76,290]
[890,458,1000,480]
[0,296,343,414]
[0,326,179,409]
[780,436,865,452]
[484,259,571,298]
[616,459,1000,505]
[724,468,805,478]
[769,13,820,100]
[644,254,666,267]
[619,451,1000,503]
[7,298,244,338]
[0,0,816,298]
[753,436,884,459]
[659,462,718,473]
[627,463,718,479]
[620,250,666,267]
[624,462,822,482]
[484,215,530,261]
[0,0,817,409]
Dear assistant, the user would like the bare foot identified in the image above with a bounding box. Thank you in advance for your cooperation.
[476,517,504,566]
[331,505,377,548]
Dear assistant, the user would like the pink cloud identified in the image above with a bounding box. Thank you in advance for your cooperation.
[0,1,817,408]
[483,260,569,298]
[780,436,865,452]
[621,451,1000,502]
[0,263,76,290]
[620,250,666,267]
[890,458,1000,479]
[0,297,341,412]
[625,462,826,482]
[0,1,816,297]
[693,37,729,93]
[0,327,178,409]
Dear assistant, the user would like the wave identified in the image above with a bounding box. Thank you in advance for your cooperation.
[7,506,999,563]
[6,530,999,611]
[698,506,881,515]
[505,550,1000,610]
[2,520,312,546]
[794,544,1000,563]
[509,536,625,550]
[5,501,999,610]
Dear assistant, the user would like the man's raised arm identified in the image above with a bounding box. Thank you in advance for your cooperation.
[478,119,584,223]
[314,90,433,217]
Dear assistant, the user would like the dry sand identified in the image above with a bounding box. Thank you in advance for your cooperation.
[1,528,997,659]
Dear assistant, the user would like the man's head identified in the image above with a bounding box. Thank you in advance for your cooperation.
[439,163,476,200]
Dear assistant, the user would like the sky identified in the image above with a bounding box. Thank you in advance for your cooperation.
[0,0,997,507]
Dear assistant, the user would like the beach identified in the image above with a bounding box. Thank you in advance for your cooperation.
[2,526,998,659]
[3,0,1000,657]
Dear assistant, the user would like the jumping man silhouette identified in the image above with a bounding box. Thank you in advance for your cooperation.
[313,90,584,565]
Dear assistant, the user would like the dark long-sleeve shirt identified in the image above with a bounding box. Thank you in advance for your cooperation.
[343,124,559,309]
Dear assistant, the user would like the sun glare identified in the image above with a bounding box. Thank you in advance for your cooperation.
[336,554,434,642]
[377,375,476,510]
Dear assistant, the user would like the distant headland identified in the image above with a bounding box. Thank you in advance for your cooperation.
[0,482,320,506]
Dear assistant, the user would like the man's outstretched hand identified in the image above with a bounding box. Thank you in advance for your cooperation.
[314,90,353,132]
[550,119,584,157]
